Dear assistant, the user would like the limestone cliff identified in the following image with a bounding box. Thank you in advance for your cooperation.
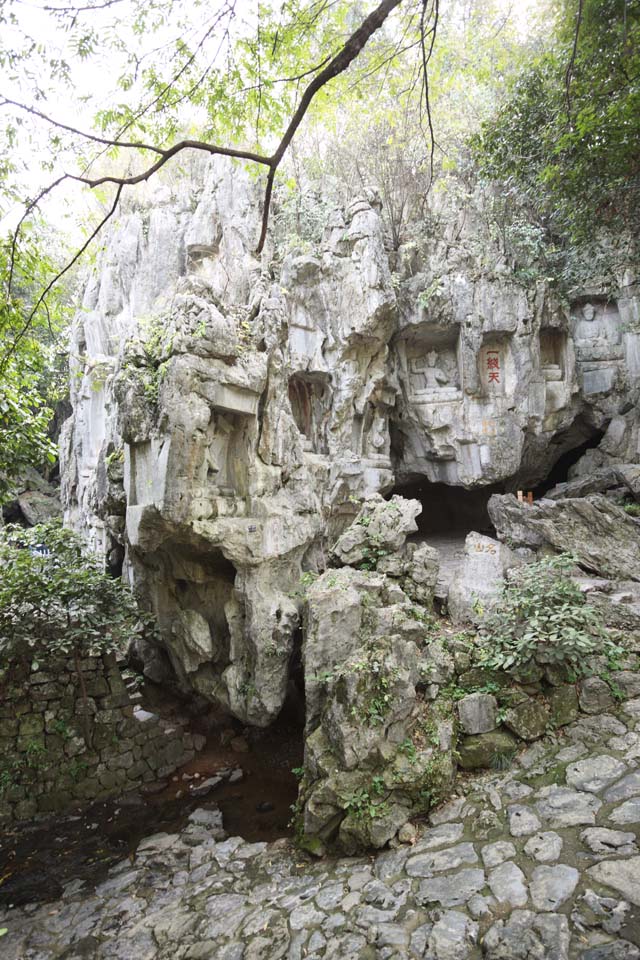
[62,154,640,733]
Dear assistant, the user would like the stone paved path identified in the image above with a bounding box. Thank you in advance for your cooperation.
[3,700,640,959]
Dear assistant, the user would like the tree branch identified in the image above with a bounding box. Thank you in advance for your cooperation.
[565,0,584,119]
[419,0,439,188]
[5,0,406,350]
[1,184,124,371]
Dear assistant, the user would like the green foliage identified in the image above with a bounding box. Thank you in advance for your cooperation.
[477,553,618,673]
[0,520,152,670]
[473,0,640,282]
[0,230,69,500]
[623,502,640,517]
[344,785,389,821]
[351,650,398,726]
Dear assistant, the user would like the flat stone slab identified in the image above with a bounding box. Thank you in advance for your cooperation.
[417,868,486,908]
[580,827,638,855]
[587,856,640,907]
[427,909,479,955]
[481,840,516,868]
[535,785,601,827]
[603,770,640,802]
[508,804,542,836]
[483,910,570,960]
[406,842,478,877]
[413,821,464,851]
[609,798,640,825]
[488,861,528,907]
[524,831,563,863]
[530,864,580,911]
[565,756,627,794]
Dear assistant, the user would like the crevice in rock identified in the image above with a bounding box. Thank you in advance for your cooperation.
[281,625,306,727]
[532,421,606,497]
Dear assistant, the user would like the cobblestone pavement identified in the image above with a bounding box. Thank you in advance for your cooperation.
[3,699,640,959]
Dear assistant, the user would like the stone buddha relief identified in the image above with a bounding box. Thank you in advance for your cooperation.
[409,348,460,401]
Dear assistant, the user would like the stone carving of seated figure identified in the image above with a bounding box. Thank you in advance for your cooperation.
[574,301,623,363]
[577,302,612,342]
[411,350,449,391]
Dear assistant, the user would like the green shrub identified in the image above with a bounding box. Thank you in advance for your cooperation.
[0,520,151,671]
[477,554,618,673]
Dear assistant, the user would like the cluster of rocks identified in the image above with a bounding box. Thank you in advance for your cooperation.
[0,653,202,822]
[3,701,640,959]
[289,488,640,852]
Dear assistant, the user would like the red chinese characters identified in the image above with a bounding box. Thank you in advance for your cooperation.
[486,351,500,383]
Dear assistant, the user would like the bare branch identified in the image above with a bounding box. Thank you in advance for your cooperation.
[1,97,165,154]
[71,139,271,190]
[419,0,439,188]
[565,0,584,119]
[1,184,124,372]
[5,0,406,350]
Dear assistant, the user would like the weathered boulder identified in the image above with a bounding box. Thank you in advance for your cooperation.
[504,697,550,741]
[488,494,640,581]
[377,541,440,605]
[447,532,521,623]
[457,692,498,735]
[300,567,455,852]
[457,729,519,770]
[330,494,421,568]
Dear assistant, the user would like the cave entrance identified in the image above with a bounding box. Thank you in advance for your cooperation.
[391,479,500,538]
[533,430,606,497]
[390,479,504,601]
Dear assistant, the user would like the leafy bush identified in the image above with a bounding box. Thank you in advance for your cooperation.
[0,520,151,671]
[477,554,618,673]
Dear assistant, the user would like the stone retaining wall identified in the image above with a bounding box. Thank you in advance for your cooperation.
[0,653,200,821]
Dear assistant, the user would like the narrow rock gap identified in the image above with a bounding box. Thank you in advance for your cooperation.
[533,428,606,497]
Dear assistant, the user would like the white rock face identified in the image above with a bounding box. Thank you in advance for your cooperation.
[62,154,640,724]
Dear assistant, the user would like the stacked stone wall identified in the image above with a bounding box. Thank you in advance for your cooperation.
[0,653,199,822]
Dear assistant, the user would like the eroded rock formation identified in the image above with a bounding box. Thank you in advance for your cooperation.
[62,155,640,846]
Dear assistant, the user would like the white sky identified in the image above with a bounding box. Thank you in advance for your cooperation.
[1,0,546,236]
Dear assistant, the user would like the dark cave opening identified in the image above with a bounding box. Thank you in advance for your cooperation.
[390,479,503,538]
[533,430,606,498]
[281,626,306,727]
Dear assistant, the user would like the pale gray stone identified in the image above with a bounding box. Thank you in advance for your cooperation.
[565,756,627,794]
[587,856,640,906]
[530,865,580,911]
[413,822,464,851]
[535,785,602,827]
[457,692,498,735]
[483,910,570,960]
[406,842,478,877]
[508,804,542,836]
[580,827,637,855]
[609,798,640,824]
[426,909,479,958]
[603,770,640,802]
[488,862,528,908]
[524,832,564,863]
[417,869,486,908]
[481,840,517,868]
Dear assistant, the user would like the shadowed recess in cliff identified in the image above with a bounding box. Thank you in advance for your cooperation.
[389,479,501,537]
[533,426,606,497]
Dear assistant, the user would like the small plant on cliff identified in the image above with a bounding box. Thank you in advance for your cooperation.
[0,520,154,742]
[477,554,619,674]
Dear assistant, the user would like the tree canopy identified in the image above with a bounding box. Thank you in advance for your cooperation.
[0,0,638,489]
[474,0,640,267]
